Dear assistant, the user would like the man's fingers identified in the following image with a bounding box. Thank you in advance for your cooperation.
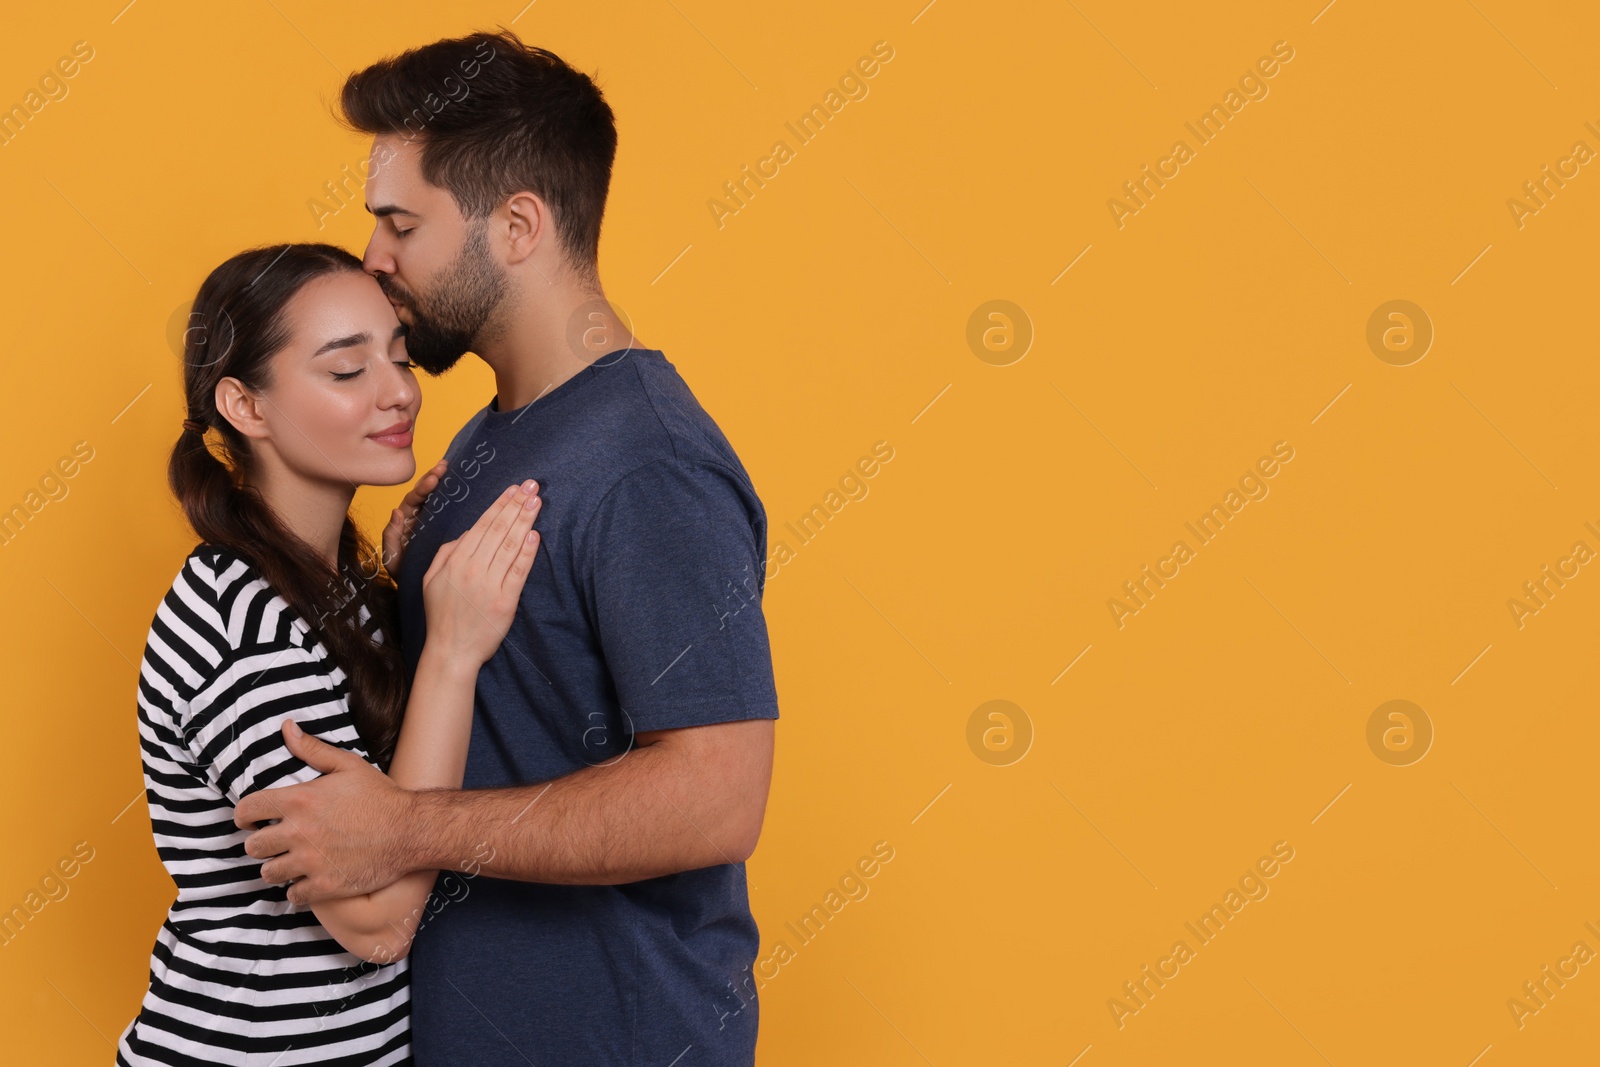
[259,855,307,885]
[234,791,282,830]
[242,824,288,858]
[280,718,359,773]
[286,878,331,906]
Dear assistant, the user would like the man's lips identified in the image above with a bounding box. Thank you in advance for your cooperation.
[369,420,414,447]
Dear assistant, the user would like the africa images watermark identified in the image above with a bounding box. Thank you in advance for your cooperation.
[307,37,499,230]
[1107,441,1296,628]
[707,40,896,230]
[1108,839,1296,1029]
[1505,520,1600,630]
[1,39,95,148]
[1505,119,1600,231]
[763,440,895,582]
[714,840,897,1031]
[1107,40,1296,229]
[1504,919,1600,1032]
[0,840,96,949]
[0,440,96,549]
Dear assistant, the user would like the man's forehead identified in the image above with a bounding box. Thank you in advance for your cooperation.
[372,133,425,173]
[364,138,420,211]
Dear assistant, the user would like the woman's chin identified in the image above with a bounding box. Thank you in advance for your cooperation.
[358,451,418,488]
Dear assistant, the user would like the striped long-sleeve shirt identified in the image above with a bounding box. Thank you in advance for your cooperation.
[117,543,411,1066]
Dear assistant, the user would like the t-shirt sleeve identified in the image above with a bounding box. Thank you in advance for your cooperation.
[581,458,781,734]
[175,555,366,807]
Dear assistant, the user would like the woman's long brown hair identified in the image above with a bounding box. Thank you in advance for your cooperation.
[168,243,405,768]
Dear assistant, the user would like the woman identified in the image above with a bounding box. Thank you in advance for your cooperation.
[116,243,541,1066]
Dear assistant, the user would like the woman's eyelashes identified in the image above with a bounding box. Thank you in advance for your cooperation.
[332,359,415,381]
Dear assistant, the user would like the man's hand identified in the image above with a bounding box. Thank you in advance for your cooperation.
[234,719,416,905]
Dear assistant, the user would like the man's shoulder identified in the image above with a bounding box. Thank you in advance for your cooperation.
[608,347,750,475]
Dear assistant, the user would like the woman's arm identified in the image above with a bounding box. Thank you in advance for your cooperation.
[305,479,542,963]
[308,646,479,963]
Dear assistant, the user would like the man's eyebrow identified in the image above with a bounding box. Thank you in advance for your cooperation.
[365,203,419,218]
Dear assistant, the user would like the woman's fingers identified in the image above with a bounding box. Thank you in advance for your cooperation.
[384,460,447,570]
[467,480,539,568]
[506,525,541,585]
[399,458,447,514]
[422,537,461,582]
[485,493,541,585]
[453,483,521,560]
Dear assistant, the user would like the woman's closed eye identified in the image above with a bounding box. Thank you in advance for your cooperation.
[334,359,414,381]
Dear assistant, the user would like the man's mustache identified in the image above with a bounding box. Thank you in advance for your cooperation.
[376,277,414,307]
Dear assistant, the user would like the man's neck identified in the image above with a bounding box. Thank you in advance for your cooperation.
[482,287,642,411]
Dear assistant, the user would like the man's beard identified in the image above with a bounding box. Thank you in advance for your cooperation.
[380,220,507,376]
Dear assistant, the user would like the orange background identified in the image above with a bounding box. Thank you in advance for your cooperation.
[3,1,1599,1063]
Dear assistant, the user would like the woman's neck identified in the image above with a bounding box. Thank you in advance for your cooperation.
[248,459,356,571]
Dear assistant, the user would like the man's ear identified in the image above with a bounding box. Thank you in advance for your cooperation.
[500,191,547,264]
[215,376,270,441]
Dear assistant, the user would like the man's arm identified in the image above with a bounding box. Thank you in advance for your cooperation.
[408,718,774,884]
[248,716,772,902]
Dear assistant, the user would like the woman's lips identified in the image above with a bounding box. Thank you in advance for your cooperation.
[369,423,414,448]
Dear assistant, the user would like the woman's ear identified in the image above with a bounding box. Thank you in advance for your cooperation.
[215,376,270,440]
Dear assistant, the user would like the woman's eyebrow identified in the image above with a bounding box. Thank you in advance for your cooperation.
[313,332,372,357]
[313,324,406,358]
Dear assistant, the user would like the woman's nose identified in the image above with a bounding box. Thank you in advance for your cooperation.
[384,364,419,409]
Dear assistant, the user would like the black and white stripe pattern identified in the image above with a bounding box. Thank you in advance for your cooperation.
[117,544,410,1066]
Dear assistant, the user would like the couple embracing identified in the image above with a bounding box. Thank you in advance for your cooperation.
[117,28,779,1067]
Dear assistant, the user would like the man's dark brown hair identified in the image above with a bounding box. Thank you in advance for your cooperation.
[339,28,617,287]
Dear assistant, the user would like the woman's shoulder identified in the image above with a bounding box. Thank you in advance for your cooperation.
[176,540,260,595]
[160,542,312,654]
[171,541,388,651]
[140,545,309,709]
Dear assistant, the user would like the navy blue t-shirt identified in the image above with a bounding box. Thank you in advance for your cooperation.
[394,347,780,1066]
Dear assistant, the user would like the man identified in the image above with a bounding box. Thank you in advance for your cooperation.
[234,29,780,1066]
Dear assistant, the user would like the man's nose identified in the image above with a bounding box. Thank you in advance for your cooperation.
[362,239,393,277]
